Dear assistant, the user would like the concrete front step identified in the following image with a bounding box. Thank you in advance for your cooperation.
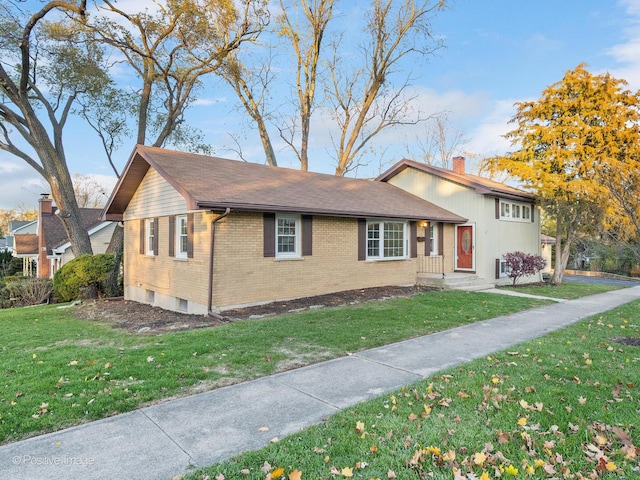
[417,273,492,291]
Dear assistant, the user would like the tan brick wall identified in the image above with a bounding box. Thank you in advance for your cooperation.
[124,214,211,310]
[125,211,419,312]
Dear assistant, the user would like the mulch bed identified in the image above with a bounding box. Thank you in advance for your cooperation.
[72,285,435,334]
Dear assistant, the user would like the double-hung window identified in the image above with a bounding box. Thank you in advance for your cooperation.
[145,218,155,256]
[366,220,408,260]
[176,215,188,259]
[429,224,438,256]
[276,214,301,258]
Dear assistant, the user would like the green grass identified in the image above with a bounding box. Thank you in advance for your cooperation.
[499,281,623,299]
[187,300,640,480]
[0,290,551,444]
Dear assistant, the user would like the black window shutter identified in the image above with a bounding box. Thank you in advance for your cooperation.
[153,217,159,256]
[495,259,500,279]
[302,215,313,256]
[424,223,431,255]
[187,213,194,258]
[139,219,145,254]
[357,218,366,261]
[410,221,417,258]
[263,213,276,257]
[168,216,175,257]
[531,204,535,223]
[437,223,444,256]
[495,198,500,219]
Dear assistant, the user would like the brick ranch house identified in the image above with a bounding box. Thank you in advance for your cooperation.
[103,145,469,315]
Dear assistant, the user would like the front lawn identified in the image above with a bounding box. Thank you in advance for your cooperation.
[188,300,640,480]
[0,290,551,444]
[499,281,624,299]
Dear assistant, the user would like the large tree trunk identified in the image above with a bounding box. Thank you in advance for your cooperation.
[551,212,581,285]
[47,172,93,257]
[104,224,124,297]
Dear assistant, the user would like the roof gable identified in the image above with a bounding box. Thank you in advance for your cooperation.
[104,146,467,223]
[377,159,535,203]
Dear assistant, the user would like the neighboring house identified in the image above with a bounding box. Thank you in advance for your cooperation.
[13,194,116,278]
[103,145,468,315]
[540,234,556,274]
[9,220,38,276]
[377,157,541,287]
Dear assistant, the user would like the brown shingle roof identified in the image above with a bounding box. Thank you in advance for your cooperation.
[14,234,38,256]
[376,159,535,202]
[14,209,105,257]
[41,209,104,254]
[104,145,467,223]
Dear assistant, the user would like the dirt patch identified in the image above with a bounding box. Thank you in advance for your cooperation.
[72,285,434,335]
[612,337,640,347]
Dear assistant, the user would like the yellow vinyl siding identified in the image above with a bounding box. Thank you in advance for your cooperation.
[123,168,187,221]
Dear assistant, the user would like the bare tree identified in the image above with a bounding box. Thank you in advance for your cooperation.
[219,49,279,166]
[328,0,446,175]
[72,174,109,208]
[408,114,469,169]
[86,0,269,148]
[79,0,268,295]
[0,1,103,257]
[276,0,334,171]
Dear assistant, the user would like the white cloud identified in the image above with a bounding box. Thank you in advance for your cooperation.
[192,97,229,107]
[603,0,640,89]
[466,99,519,157]
[0,159,46,210]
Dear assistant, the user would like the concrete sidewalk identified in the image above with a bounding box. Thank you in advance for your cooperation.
[2,286,640,480]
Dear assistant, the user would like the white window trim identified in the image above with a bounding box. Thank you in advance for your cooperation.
[145,218,155,256]
[429,223,438,256]
[176,215,188,259]
[499,200,532,223]
[366,220,409,261]
[275,214,301,259]
[499,259,511,278]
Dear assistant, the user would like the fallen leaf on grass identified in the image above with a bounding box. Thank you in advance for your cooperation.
[270,467,284,478]
[288,470,302,480]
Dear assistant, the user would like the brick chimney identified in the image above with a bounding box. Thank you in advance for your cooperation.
[37,194,53,279]
[39,193,53,215]
[452,156,465,175]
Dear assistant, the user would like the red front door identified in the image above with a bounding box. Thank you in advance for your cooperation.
[456,225,474,270]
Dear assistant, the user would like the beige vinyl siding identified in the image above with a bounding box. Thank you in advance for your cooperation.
[387,168,541,284]
[88,223,118,254]
[123,168,187,221]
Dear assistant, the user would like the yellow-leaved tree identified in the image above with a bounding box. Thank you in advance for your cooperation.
[485,64,640,284]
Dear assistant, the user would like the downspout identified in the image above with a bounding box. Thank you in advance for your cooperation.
[207,208,231,319]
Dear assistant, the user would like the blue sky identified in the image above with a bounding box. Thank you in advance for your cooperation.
[2,0,640,210]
